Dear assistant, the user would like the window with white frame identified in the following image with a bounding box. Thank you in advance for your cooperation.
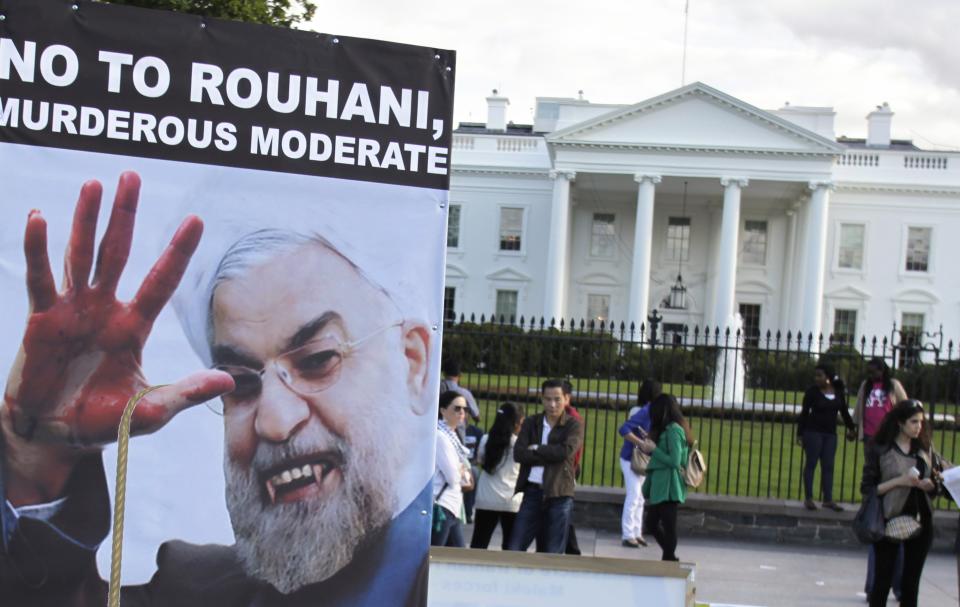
[495,289,518,321]
[738,303,762,347]
[443,286,456,322]
[905,227,931,272]
[666,217,690,262]
[900,312,925,367]
[742,220,768,265]
[838,224,865,270]
[499,208,524,251]
[587,294,610,323]
[833,309,857,345]
[590,213,616,258]
[446,204,461,249]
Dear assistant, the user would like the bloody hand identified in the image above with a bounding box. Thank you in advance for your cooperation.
[1,173,233,503]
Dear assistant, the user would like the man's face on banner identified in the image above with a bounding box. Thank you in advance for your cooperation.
[209,242,430,593]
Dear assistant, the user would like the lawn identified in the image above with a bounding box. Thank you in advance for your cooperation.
[471,396,960,510]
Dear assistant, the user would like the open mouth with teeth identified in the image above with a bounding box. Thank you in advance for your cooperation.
[260,453,343,505]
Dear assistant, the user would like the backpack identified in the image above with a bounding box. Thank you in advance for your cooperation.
[684,441,706,488]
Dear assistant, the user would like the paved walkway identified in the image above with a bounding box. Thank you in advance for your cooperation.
[464,523,958,606]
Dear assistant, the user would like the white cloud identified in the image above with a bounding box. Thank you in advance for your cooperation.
[307,0,960,149]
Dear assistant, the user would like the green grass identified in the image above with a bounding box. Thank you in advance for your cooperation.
[472,396,960,509]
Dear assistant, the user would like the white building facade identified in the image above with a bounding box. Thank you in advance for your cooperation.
[446,83,960,345]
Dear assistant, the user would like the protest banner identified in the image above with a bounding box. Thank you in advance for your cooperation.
[0,1,454,605]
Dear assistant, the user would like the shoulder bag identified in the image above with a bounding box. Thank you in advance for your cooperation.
[684,441,706,488]
[630,445,650,475]
[852,489,885,544]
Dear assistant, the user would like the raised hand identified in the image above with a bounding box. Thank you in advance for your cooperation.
[1,172,234,505]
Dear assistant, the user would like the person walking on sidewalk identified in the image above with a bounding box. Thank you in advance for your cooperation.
[618,379,661,547]
[861,400,939,607]
[637,394,693,562]
[797,363,856,511]
[854,357,908,599]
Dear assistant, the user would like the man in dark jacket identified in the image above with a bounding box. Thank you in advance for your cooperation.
[506,379,584,553]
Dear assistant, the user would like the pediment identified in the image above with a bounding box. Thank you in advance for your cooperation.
[547,82,841,155]
[825,285,872,300]
[486,267,531,282]
[893,288,940,304]
[445,263,468,279]
[736,279,774,295]
[575,272,621,287]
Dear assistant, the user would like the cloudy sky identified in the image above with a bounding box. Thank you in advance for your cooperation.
[308,0,959,149]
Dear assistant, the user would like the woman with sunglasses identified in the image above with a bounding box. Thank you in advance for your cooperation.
[861,400,939,607]
[432,391,474,547]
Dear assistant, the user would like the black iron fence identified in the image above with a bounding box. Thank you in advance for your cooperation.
[442,314,960,509]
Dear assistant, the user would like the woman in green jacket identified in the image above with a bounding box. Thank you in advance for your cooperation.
[639,394,692,561]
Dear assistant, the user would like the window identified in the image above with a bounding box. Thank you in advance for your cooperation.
[590,213,616,258]
[587,294,610,323]
[905,227,931,272]
[833,309,857,345]
[742,220,768,265]
[663,322,687,346]
[495,289,518,321]
[499,207,524,251]
[900,313,925,368]
[446,204,461,249]
[738,303,761,347]
[443,286,456,323]
[838,224,865,270]
[666,217,690,262]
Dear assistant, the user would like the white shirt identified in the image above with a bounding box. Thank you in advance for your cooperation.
[433,429,464,515]
[527,417,552,485]
[474,434,523,512]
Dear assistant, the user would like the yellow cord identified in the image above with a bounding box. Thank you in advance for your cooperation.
[107,385,166,607]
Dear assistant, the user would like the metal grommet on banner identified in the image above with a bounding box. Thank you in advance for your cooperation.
[446,67,452,72]
[71,4,78,10]
[434,55,440,60]
[0,14,6,21]
[332,37,339,44]
[439,201,446,208]
[200,21,207,28]
[432,324,438,331]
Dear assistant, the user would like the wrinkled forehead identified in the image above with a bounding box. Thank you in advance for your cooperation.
[210,243,395,352]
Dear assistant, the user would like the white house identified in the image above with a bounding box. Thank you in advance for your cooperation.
[445,82,960,347]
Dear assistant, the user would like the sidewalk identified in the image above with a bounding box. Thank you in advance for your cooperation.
[463,522,959,606]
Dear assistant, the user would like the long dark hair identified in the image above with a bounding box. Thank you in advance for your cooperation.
[866,357,893,395]
[637,379,662,407]
[815,362,846,404]
[481,402,525,473]
[648,393,694,445]
[871,399,930,451]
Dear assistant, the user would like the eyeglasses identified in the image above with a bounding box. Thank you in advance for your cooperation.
[209,321,403,415]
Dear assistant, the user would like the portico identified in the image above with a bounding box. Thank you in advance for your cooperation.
[540,83,841,338]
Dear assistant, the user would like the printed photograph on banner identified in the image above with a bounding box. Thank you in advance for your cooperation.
[0,1,454,606]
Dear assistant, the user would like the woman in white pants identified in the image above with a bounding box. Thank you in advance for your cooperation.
[617,380,661,548]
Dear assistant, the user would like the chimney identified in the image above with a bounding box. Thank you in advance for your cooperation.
[866,102,893,147]
[486,89,509,131]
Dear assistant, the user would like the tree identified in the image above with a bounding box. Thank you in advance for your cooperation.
[102,0,316,28]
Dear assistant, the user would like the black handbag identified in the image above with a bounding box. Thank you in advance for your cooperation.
[853,489,885,544]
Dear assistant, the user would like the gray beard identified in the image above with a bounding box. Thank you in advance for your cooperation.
[225,428,397,594]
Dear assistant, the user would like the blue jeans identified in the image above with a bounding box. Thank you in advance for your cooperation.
[802,431,837,501]
[506,485,574,554]
[431,506,465,547]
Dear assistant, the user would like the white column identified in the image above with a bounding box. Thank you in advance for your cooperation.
[800,181,833,339]
[778,204,799,332]
[713,177,748,331]
[543,169,575,323]
[789,197,809,332]
[627,174,660,329]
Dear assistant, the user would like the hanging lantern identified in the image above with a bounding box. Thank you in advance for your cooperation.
[668,273,687,309]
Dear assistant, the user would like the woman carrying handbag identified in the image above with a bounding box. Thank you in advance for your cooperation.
[637,393,693,562]
[860,400,939,607]
[617,379,661,548]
